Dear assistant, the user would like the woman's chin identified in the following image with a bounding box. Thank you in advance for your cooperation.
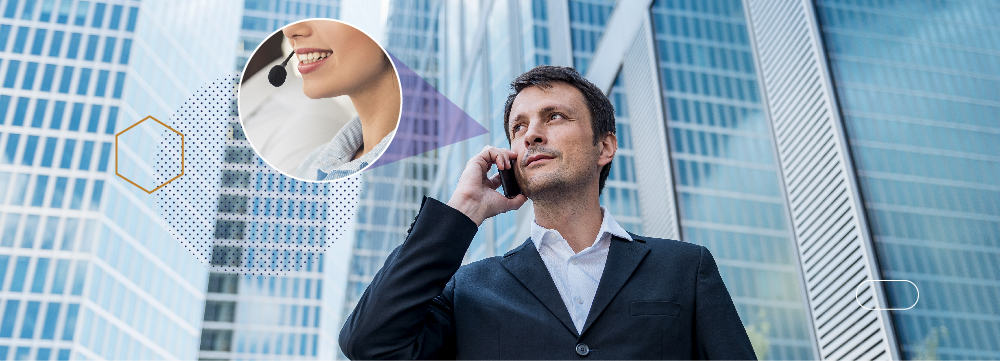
[301,84,342,99]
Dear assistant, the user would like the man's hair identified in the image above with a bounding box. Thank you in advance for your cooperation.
[503,65,616,193]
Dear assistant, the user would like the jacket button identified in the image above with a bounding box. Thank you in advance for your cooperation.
[575,343,589,356]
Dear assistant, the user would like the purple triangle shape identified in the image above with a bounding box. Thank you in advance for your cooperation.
[369,53,489,168]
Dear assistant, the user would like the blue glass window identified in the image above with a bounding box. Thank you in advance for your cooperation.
[31,28,46,55]
[76,68,90,95]
[0,300,19,337]
[66,32,81,59]
[20,62,37,89]
[126,6,137,31]
[0,95,9,124]
[12,26,28,53]
[14,348,28,360]
[40,216,56,249]
[41,303,60,339]
[108,5,121,29]
[68,102,82,130]
[78,140,93,169]
[112,71,124,98]
[83,35,98,60]
[0,256,7,289]
[50,177,67,207]
[101,37,114,62]
[118,38,130,64]
[39,0,54,21]
[12,96,28,125]
[31,258,49,292]
[86,104,100,132]
[10,257,29,291]
[3,60,20,88]
[56,0,71,23]
[40,64,56,91]
[20,301,40,338]
[9,173,28,205]
[57,349,69,360]
[94,69,108,96]
[37,348,51,361]
[3,0,17,18]
[61,304,78,340]
[105,106,116,134]
[97,142,110,171]
[20,0,36,19]
[48,30,63,56]
[41,137,57,167]
[49,101,65,129]
[69,178,85,209]
[0,213,19,246]
[74,1,88,25]
[60,219,77,250]
[0,25,11,51]
[89,180,103,210]
[91,2,104,27]
[22,135,38,165]
[3,133,19,163]
[21,215,38,247]
[50,259,68,294]
[58,66,73,93]
[31,98,46,127]
[59,139,75,168]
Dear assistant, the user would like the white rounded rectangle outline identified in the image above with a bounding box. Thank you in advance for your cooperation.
[855,280,919,311]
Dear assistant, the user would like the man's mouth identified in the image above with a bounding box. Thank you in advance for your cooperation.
[524,153,556,167]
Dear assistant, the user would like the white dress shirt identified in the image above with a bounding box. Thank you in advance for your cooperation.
[531,207,633,334]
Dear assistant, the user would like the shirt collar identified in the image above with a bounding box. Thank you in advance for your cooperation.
[531,206,633,252]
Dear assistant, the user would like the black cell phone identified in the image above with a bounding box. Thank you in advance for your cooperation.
[499,167,521,199]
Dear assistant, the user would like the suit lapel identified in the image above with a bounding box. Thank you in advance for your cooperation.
[500,238,579,337]
[580,235,650,335]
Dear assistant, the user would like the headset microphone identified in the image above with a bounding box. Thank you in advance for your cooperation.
[268,51,296,87]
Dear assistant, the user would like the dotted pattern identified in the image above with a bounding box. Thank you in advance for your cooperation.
[154,74,360,275]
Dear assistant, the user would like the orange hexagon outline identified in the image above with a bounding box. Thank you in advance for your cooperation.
[115,115,184,194]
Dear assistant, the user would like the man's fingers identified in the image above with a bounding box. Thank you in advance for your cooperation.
[488,173,503,190]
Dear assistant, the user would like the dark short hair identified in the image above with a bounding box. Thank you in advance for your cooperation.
[503,65,616,193]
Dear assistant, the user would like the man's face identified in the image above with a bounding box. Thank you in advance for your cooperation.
[507,82,612,198]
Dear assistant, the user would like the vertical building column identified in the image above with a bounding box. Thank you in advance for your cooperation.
[620,16,680,241]
[742,0,900,359]
[546,0,574,67]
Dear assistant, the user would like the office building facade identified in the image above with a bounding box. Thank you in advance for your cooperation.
[0,0,242,359]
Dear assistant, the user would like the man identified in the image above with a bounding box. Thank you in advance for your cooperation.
[339,66,756,359]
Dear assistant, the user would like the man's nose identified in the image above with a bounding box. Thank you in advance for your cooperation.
[522,120,546,148]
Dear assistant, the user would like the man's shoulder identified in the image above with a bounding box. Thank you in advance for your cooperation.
[627,232,704,257]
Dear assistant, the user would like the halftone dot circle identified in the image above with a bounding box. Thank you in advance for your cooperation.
[154,74,360,276]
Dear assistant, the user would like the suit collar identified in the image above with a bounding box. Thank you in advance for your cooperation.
[501,235,651,338]
[501,238,580,337]
[581,234,649,335]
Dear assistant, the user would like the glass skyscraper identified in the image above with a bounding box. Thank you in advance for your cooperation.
[198,1,343,360]
[814,1,1000,358]
[0,0,240,359]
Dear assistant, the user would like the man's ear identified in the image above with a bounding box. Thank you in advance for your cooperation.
[598,131,617,167]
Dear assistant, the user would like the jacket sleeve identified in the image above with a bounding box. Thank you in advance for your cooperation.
[694,246,759,360]
[339,196,478,359]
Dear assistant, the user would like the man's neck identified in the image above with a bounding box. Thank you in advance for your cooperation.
[349,70,400,160]
[532,184,603,254]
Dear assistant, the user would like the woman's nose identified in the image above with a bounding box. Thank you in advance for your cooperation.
[282,22,312,40]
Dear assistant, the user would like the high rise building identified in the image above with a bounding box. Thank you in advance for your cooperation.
[197,1,345,360]
[0,0,240,360]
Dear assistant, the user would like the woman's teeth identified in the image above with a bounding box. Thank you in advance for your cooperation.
[297,52,331,64]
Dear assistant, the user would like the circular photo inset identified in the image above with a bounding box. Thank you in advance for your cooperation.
[238,18,401,182]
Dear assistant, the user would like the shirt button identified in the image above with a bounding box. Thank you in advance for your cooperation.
[575,296,584,304]
[571,259,578,265]
[575,343,590,356]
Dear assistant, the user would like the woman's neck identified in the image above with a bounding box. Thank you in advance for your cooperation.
[348,69,400,160]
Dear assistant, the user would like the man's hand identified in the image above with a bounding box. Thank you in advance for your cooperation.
[447,146,529,226]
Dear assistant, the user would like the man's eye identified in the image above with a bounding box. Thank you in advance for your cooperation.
[550,113,565,120]
[512,124,524,133]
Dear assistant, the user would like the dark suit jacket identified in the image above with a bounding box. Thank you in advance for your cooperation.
[340,197,756,359]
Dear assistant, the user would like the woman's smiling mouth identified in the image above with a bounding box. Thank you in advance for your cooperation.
[295,48,332,74]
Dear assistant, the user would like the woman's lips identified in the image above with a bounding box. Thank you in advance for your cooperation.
[297,56,328,74]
